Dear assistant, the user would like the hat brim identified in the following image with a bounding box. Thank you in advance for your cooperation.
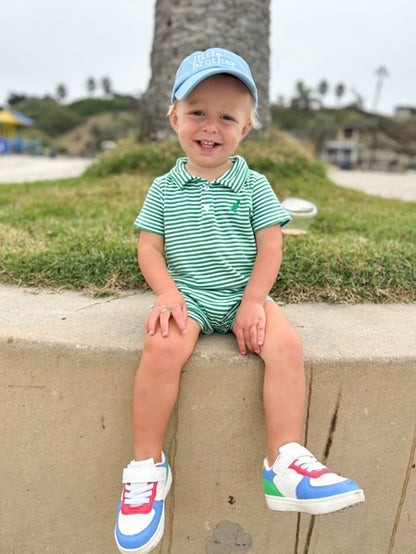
[172,67,258,105]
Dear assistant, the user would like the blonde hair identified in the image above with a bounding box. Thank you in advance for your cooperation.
[249,104,262,130]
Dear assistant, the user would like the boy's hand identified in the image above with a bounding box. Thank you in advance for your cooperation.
[146,290,188,337]
[233,300,266,355]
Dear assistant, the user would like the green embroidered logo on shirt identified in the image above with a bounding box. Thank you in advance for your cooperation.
[231,200,241,212]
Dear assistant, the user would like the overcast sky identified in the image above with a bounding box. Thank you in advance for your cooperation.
[1,0,414,116]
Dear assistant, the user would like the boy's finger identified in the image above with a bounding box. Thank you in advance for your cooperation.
[248,325,258,353]
[160,309,171,337]
[235,329,247,355]
[172,308,187,334]
[146,310,158,335]
[257,322,265,347]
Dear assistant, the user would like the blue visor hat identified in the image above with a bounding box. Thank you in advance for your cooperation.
[171,48,258,105]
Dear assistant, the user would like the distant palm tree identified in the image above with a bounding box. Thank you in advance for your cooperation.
[294,80,313,110]
[86,77,96,97]
[101,76,112,97]
[292,80,313,129]
[56,83,67,103]
[372,66,389,112]
[142,0,271,138]
[335,83,345,106]
[317,79,328,108]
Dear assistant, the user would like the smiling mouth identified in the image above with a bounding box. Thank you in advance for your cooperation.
[197,140,219,149]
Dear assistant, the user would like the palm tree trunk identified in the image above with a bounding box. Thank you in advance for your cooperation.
[142,0,271,139]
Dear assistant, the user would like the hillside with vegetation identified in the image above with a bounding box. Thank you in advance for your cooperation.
[6,86,416,165]
[271,103,416,166]
[7,94,143,156]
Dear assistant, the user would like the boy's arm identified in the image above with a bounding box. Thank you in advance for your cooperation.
[138,230,188,337]
[234,224,283,355]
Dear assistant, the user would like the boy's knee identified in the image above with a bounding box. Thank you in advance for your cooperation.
[142,333,193,367]
[263,324,304,365]
[283,329,304,365]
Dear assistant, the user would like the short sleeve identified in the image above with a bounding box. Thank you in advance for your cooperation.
[133,180,165,236]
[251,174,292,232]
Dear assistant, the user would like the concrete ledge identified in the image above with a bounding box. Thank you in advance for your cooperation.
[1,286,416,553]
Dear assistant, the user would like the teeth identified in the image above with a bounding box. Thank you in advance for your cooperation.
[200,140,215,148]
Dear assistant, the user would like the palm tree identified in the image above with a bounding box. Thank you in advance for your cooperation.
[101,76,112,97]
[142,0,271,138]
[56,83,67,103]
[292,80,313,129]
[86,77,96,97]
[335,83,345,107]
[294,80,313,110]
[317,79,328,108]
[372,66,389,113]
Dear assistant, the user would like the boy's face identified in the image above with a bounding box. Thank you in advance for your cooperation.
[169,75,253,178]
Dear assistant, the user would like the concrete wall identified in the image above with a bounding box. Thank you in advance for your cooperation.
[1,289,416,553]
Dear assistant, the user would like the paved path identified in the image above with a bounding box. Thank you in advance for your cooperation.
[327,167,416,202]
[0,154,94,184]
[1,155,416,203]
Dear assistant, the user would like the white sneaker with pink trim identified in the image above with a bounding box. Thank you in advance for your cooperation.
[263,443,365,515]
[115,453,172,553]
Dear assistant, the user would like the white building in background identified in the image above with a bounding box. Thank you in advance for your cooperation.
[394,106,416,121]
[321,140,362,167]
[321,122,374,168]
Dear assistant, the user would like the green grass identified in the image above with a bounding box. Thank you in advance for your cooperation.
[1,130,415,302]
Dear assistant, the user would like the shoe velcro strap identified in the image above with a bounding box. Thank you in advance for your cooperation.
[273,447,313,476]
[273,453,299,476]
[123,466,166,485]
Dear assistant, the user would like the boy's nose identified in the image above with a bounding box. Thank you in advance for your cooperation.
[202,118,218,133]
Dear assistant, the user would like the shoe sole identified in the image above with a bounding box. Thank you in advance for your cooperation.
[115,468,173,554]
[265,489,365,515]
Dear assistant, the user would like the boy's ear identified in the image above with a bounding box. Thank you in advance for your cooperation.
[240,120,252,141]
[169,109,179,133]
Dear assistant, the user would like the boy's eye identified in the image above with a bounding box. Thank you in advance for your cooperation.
[221,114,235,122]
[191,110,204,116]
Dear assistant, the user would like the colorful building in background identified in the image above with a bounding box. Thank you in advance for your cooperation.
[0,109,35,154]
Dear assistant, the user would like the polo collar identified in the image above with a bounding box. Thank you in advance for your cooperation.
[169,156,249,193]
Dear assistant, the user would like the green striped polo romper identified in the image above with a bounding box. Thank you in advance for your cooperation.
[134,155,291,334]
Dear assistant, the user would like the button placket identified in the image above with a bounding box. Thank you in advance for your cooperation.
[201,181,213,214]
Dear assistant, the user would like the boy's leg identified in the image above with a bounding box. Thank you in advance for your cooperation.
[259,303,365,514]
[115,320,201,554]
[133,318,201,462]
[259,302,306,465]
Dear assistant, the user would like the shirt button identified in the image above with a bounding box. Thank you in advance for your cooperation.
[204,184,210,191]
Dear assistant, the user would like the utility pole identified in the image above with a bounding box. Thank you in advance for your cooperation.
[370,66,389,170]
[372,66,389,113]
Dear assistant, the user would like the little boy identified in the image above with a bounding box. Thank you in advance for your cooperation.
[115,48,364,554]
